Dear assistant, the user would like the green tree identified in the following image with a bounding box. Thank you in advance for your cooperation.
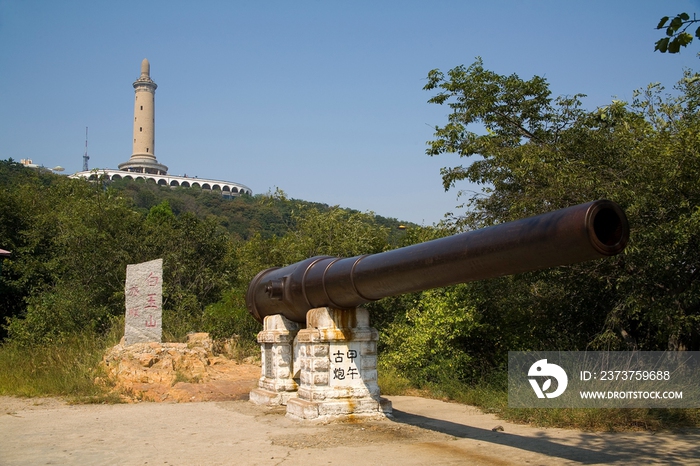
[2,172,143,344]
[421,59,700,353]
[228,204,393,342]
[0,166,240,344]
[137,202,237,339]
[237,205,390,284]
[655,13,700,54]
[0,160,65,335]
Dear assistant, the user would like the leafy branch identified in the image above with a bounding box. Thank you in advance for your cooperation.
[655,13,700,53]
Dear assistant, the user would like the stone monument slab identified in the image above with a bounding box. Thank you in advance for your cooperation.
[124,258,163,346]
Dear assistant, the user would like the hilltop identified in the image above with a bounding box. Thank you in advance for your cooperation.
[108,176,414,241]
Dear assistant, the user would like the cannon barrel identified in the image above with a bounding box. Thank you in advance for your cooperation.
[247,200,629,324]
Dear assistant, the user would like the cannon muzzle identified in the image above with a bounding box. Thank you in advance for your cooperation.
[247,200,629,324]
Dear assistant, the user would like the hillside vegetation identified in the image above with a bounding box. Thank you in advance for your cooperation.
[0,161,410,345]
[1,64,699,429]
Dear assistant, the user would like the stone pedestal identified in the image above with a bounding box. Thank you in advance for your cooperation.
[286,307,392,422]
[249,314,300,406]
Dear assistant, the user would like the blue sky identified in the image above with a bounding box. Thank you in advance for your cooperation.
[1,1,699,224]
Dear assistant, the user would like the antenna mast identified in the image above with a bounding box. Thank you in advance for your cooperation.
[82,127,89,171]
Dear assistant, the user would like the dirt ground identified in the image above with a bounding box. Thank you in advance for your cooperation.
[2,365,700,465]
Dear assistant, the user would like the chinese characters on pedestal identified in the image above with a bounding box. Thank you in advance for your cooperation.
[329,342,363,387]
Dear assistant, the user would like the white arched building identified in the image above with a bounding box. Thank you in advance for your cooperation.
[70,59,252,197]
[74,169,251,197]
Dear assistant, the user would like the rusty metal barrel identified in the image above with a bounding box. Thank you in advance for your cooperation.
[247,200,629,324]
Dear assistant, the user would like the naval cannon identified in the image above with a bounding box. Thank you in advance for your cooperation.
[247,200,629,325]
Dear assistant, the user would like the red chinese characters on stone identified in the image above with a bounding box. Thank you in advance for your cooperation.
[146,272,160,287]
[145,293,158,309]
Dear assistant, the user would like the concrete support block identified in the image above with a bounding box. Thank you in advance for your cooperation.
[286,307,392,422]
[249,314,300,406]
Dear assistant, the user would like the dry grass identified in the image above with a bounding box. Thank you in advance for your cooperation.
[0,334,113,401]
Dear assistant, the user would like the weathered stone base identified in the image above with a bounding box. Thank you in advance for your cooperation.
[249,314,300,406]
[286,396,392,422]
[286,307,392,422]
[249,387,297,405]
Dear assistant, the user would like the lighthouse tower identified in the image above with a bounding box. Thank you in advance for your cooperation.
[70,58,253,196]
[118,59,168,175]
